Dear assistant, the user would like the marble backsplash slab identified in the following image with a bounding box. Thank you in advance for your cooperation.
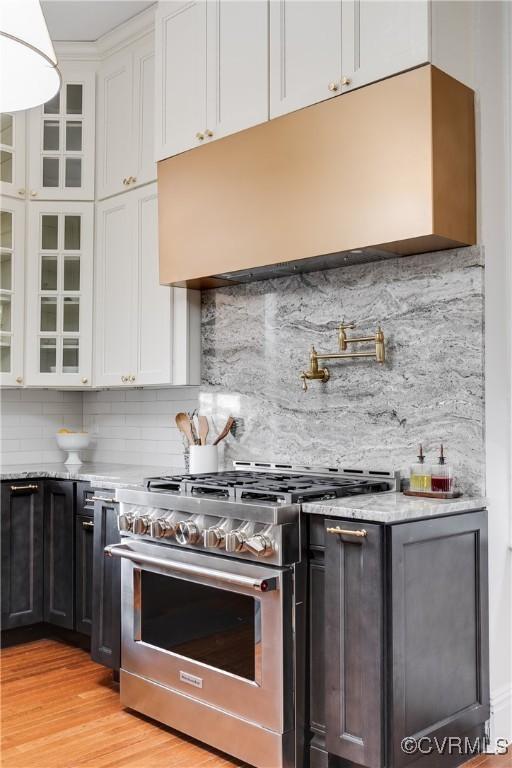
[199,246,485,494]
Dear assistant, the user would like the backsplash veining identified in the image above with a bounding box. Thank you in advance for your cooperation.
[200,246,485,493]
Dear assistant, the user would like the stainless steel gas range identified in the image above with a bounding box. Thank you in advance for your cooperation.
[107,461,398,768]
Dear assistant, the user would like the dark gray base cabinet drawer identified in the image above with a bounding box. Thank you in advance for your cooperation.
[1,482,44,629]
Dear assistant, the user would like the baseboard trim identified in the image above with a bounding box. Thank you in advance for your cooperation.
[487,685,512,751]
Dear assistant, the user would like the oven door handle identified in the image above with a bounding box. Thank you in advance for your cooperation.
[104,543,278,593]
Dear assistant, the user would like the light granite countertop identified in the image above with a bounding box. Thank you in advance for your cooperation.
[303,491,487,524]
[0,463,182,491]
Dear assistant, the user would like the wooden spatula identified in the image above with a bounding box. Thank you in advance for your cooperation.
[198,415,209,446]
[213,416,235,446]
[175,412,195,446]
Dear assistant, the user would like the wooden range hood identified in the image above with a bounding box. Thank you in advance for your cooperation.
[158,65,475,289]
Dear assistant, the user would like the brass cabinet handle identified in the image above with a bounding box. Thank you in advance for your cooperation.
[30,190,37,197]
[326,527,367,538]
[129,374,136,382]
[82,520,94,530]
[90,495,115,504]
[196,132,205,141]
[205,129,213,138]
[341,76,352,86]
[81,377,88,384]
[10,484,39,492]
[15,375,23,384]
[328,81,339,92]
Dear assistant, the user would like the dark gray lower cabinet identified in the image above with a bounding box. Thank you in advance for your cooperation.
[389,512,489,768]
[324,521,383,768]
[91,497,121,669]
[43,480,75,629]
[309,509,489,768]
[1,481,44,629]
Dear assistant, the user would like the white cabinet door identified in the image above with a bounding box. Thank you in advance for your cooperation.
[270,0,342,118]
[206,0,268,142]
[0,198,25,386]
[133,184,172,386]
[94,195,136,386]
[27,63,95,200]
[0,111,26,200]
[97,33,157,200]
[341,0,429,92]
[25,201,93,387]
[155,1,207,160]
[132,34,157,189]
[96,48,134,200]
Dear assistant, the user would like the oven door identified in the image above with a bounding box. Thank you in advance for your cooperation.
[106,540,294,732]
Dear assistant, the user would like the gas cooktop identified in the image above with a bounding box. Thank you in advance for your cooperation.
[145,463,396,504]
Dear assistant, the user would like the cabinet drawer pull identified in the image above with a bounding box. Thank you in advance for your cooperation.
[326,527,367,538]
[90,495,115,504]
[82,520,94,530]
[10,484,39,493]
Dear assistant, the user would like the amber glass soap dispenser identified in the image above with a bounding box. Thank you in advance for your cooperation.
[409,445,431,492]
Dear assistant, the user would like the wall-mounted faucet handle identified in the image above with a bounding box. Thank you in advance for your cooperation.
[300,373,308,392]
[338,320,355,350]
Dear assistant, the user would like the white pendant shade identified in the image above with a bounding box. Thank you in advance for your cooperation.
[0,0,60,112]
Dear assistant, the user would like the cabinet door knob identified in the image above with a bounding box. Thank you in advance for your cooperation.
[15,375,23,384]
[81,377,88,384]
[122,177,128,185]
[121,375,127,383]
[18,188,25,196]
[341,76,352,86]
[196,132,204,141]
[129,374,136,382]
[30,190,37,197]
[205,129,213,138]
[328,82,339,92]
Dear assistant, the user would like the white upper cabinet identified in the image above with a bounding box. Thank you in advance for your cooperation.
[0,112,26,200]
[27,62,96,200]
[25,201,94,387]
[341,0,429,93]
[96,33,157,200]
[0,198,25,386]
[270,1,342,118]
[95,183,200,387]
[155,0,268,160]
[155,2,208,159]
[270,0,430,118]
[206,0,268,142]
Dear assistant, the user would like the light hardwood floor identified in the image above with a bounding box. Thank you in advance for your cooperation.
[0,639,509,768]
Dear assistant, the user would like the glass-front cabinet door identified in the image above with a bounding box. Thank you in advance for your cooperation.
[0,111,26,200]
[27,62,95,200]
[26,201,93,386]
[0,198,25,386]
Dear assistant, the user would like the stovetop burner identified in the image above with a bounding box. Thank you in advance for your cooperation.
[146,469,391,504]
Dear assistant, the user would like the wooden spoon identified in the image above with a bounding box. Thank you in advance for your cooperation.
[198,415,209,446]
[213,416,235,446]
[175,412,195,446]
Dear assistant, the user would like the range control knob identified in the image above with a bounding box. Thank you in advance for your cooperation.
[245,534,274,558]
[149,519,174,539]
[132,516,150,535]
[118,513,133,532]
[225,530,248,553]
[203,527,225,548]
[175,521,201,545]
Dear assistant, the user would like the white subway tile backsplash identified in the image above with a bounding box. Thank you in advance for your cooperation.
[1,387,199,467]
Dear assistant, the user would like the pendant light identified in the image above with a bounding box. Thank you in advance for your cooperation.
[0,0,60,112]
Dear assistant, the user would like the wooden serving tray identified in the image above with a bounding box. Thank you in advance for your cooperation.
[403,489,462,500]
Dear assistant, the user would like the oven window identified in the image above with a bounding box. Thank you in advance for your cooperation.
[140,571,258,681]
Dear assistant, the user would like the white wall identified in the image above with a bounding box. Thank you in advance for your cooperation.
[82,387,198,468]
[472,0,512,747]
[0,389,83,465]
